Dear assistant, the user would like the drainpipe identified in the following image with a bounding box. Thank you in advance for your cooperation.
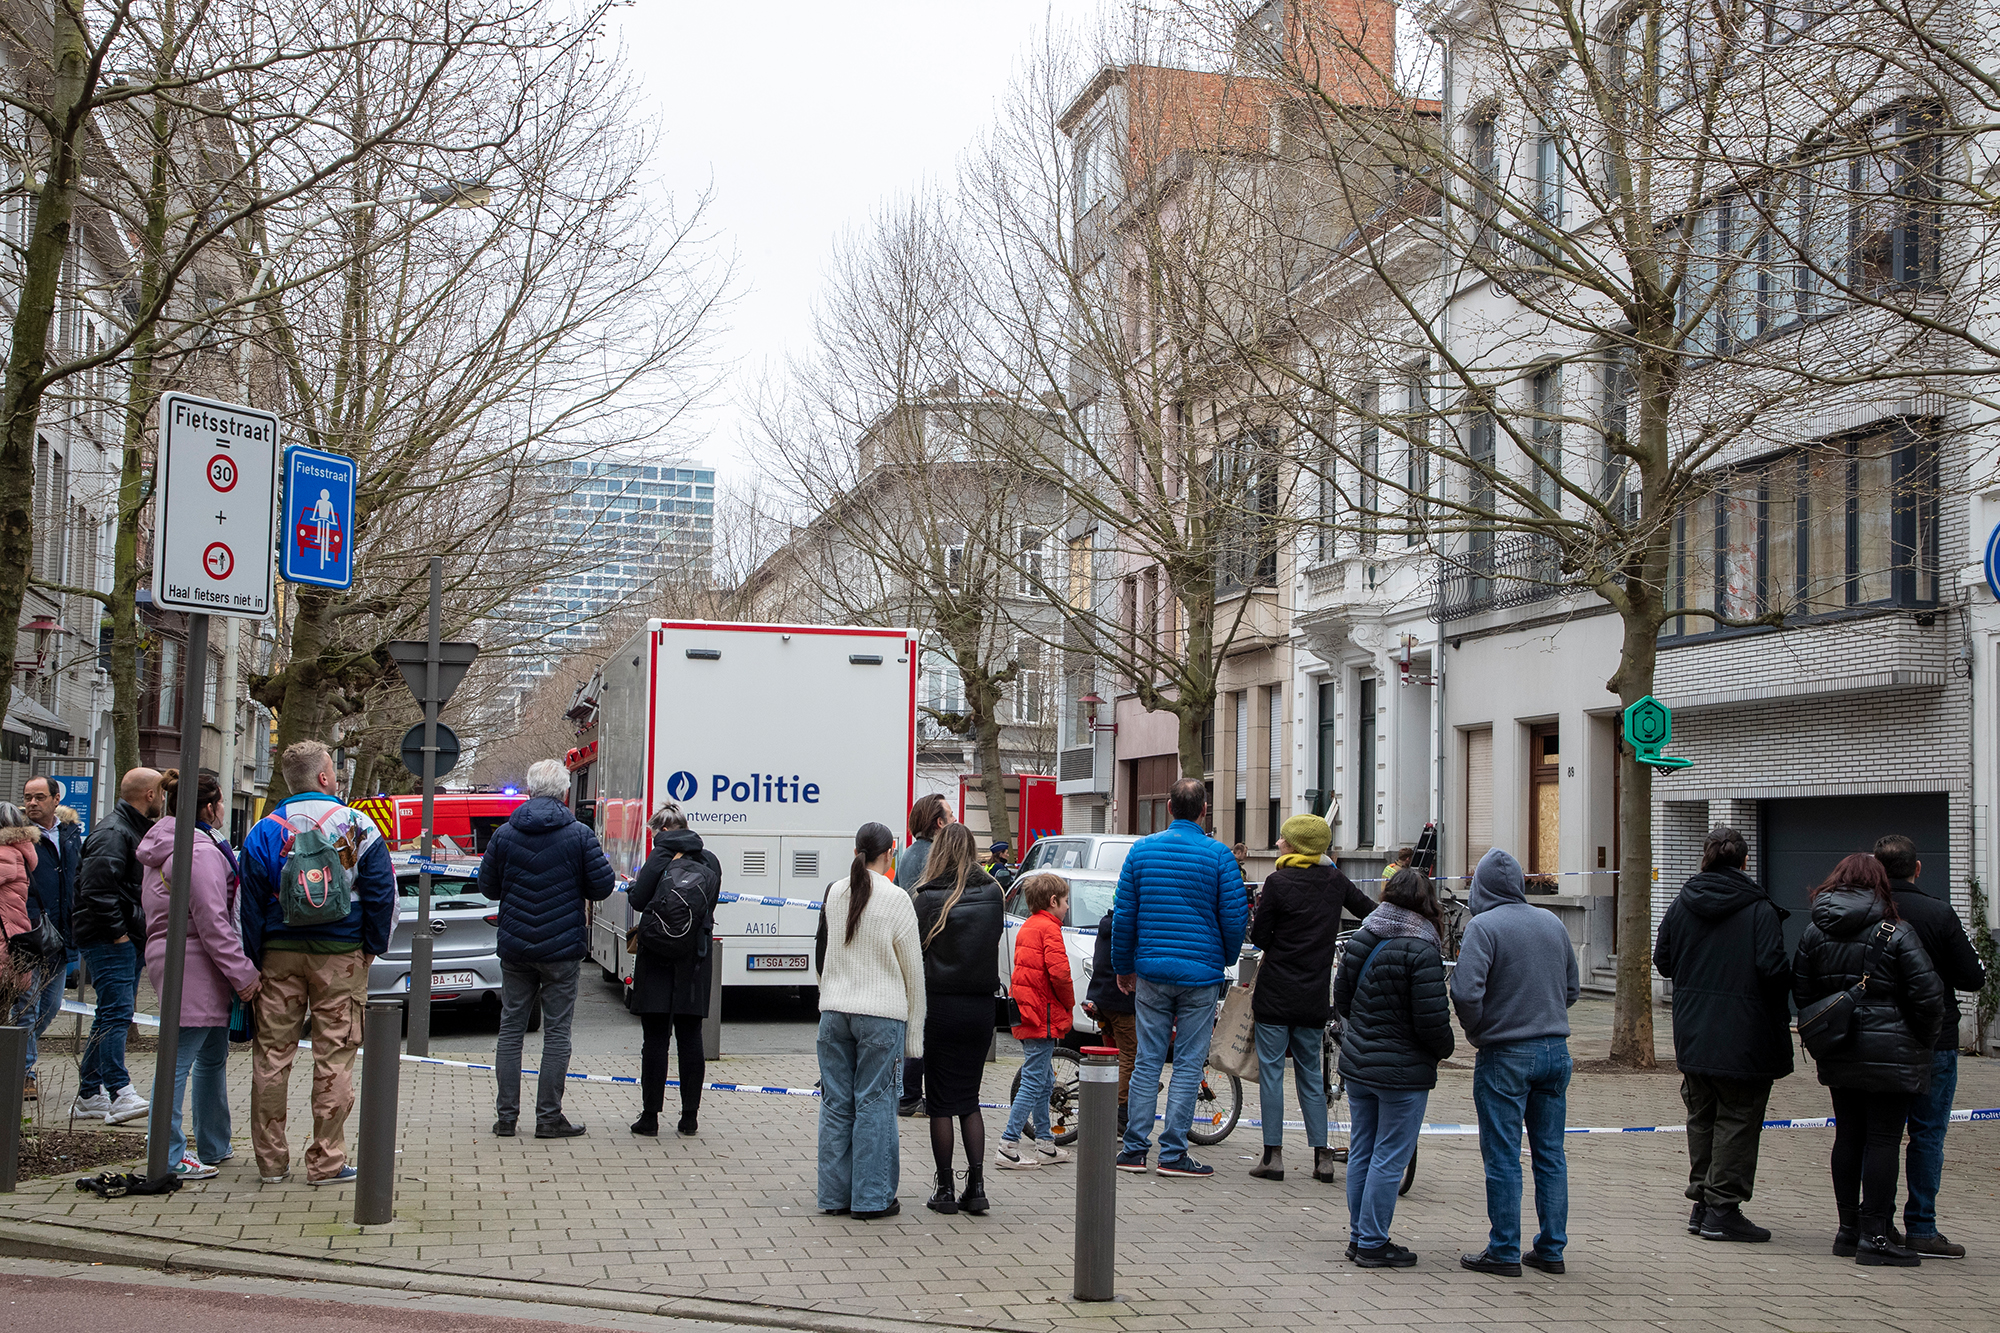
[1428,25,1454,843]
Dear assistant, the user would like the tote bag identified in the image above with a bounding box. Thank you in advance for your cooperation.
[1208,981,1261,1081]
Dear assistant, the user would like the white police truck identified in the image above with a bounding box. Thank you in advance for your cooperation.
[581,620,918,995]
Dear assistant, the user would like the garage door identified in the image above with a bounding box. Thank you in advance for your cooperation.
[1760,794,1948,957]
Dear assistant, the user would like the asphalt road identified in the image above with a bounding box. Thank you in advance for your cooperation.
[0,1260,777,1333]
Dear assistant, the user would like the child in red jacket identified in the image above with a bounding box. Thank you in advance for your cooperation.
[997,873,1076,1169]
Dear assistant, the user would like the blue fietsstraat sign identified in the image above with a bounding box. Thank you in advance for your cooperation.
[280,445,355,589]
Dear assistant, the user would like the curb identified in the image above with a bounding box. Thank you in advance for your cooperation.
[0,1217,1044,1333]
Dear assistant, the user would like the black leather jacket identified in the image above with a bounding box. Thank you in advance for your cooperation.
[913,870,1004,998]
[1793,888,1947,1093]
[72,800,154,947]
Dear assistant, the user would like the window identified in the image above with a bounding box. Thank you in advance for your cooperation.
[1355,677,1376,848]
[1665,429,1937,637]
[1530,365,1562,508]
[1018,528,1046,594]
[1403,366,1430,544]
[1851,104,1940,293]
[1015,638,1046,724]
[204,655,218,724]
[1266,684,1282,848]
[1599,347,1634,501]
[1215,428,1278,590]
[159,639,178,727]
[1357,386,1379,553]
[1233,690,1249,846]
[1314,680,1337,818]
[1535,115,1564,227]
[1470,115,1498,238]
[1067,534,1092,609]
[944,545,963,590]
[1316,415,1338,562]
[1467,411,1497,569]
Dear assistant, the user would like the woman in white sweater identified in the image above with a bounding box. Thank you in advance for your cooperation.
[814,821,926,1219]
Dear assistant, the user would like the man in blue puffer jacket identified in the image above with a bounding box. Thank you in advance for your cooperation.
[1111,777,1247,1177]
[479,758,614,1139]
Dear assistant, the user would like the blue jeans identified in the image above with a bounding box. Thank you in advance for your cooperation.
[78,941,140,1098]
[817,1011,905,1212]
[1346,1081,1428,1249]
[165,1025,232,1164]
[7,960,66,1073]
[1254,1023,1327,1147]
[1003,1038,1055,1142]
[1473,1037,1571,1263]
[1121,978,1220,1163]
[1903,1049,1958,1236]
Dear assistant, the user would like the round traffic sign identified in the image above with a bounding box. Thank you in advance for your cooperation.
[401,721,461,779]
[1985,522,2000,601]
[207,454,238,491]
[202,542,234,579]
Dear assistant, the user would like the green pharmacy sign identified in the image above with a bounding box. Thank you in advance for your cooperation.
[1623,695,1692,771]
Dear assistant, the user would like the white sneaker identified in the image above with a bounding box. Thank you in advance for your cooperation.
[1034,1142,1072,1165]
[173,1155,217,1180]
[995,1141,1041,1170]
[70,1091,111,1120]
[104,1086,149,1125]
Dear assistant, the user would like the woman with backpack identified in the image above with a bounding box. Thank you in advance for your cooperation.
[627,804,722,1139]
[996,871,1075,1171]
[1792,853,1946,1267]
[814,821,925,1219]
[912,822,1005,1215]
[1332,867,1455,1268]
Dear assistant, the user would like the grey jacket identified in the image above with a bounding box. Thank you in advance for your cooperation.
[1449,848,1579,1047]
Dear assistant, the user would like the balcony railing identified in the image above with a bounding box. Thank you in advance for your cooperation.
[1434,533,1567,623]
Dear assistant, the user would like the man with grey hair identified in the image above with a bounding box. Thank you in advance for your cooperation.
[241,740,396,1185]
[479,757,615,1137]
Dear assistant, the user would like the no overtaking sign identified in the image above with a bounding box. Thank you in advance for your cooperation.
[152,392,278,618]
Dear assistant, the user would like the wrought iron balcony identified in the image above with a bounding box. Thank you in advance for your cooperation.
[1434,533,1567,623]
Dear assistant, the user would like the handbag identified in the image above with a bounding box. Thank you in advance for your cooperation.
[4,907,63,969]
[1207,980,1261,1081]
[1004,994,1025,1027]
[1797,920,1894,1060]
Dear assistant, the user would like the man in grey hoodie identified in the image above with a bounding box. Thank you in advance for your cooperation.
[1451,848,1579,1278]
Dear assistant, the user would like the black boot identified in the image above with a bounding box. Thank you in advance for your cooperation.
[629,1111,659,1137]
[1688,1201,1706,1235]
[678,1089,701,1138]
[1856,1216,1920,1268]
[1699,1204,1771,1243]
[958,1166,989,1216]
[926,1169,959,1214]
[1832,1206,1859,1257]
[1249,1146,1284,1181]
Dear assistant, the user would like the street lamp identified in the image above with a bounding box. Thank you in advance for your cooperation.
[1080,691,1116,734]
[417,178,493,208]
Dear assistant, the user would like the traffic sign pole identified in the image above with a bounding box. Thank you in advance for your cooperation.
[407,558,443,1058]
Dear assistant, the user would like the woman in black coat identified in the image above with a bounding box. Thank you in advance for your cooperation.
[1792,853,1946,1267]
[910,822,1004,1214]
[627,807,722,1138]
[1331,868,1454,1268]
[1247,813,1375,1184]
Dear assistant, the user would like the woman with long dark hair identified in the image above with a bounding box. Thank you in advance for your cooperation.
[911,822,1004,1214]
[1793,852,1945,1267]
[627,804,722,1138]
[814,822,925,1219]
[1332,867,1455,1268]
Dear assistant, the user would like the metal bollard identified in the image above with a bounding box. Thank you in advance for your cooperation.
[1073,1045,1120,1301]
[702,940,723,1060]
[354,1001,402,1225]
[0,1026,25,1192]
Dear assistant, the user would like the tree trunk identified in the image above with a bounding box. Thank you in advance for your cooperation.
[972,714,1013,859]
[1176,583,1217,781]
[264,585,339,801]
[0,11,95,695]
[1607,601,1663,1069]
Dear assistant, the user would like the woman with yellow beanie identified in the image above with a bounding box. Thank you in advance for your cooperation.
[1246,813,1377,1183]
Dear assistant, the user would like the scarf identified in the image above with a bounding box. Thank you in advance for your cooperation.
[1275,853,1320,869]
[1364,900,1440,948]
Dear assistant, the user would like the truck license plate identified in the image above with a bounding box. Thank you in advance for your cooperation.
[404,972,478,990]
[747,955,808,972]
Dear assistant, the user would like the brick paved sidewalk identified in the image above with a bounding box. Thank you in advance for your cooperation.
[5,1000,1996,1332]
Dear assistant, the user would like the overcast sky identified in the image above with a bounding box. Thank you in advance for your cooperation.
[613,2,1100,482]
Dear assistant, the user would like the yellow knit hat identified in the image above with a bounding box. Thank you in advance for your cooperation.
[1279,813,1331,860]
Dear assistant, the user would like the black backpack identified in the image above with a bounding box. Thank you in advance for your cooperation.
[638,855,717,961]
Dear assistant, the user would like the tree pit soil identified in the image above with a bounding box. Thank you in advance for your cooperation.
[14,1127,147,1181]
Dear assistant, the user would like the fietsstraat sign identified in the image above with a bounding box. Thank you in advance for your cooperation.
[152,392,279,618]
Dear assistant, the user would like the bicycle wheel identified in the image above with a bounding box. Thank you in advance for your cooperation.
[1186,1062,1242,1145]
[1399,1144,1418,1195]
[1005,1046,1084,1146]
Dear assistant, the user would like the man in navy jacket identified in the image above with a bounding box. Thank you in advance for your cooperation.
[240,740,396,1187]
[479,757,614,1138]
[18,775,82,1101]
[1111,778,1246,1177]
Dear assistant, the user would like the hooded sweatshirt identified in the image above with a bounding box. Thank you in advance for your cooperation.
[1449,848,1578,1047]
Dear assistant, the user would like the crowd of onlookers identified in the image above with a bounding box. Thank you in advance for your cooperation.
[3,750,1986,1274]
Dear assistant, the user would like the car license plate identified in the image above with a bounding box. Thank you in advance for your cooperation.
[404,972,478,990]
[746,954,808,972]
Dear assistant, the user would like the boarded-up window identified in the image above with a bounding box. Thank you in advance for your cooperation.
[1464,726,1494,875]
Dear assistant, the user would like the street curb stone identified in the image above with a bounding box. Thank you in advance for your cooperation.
[0,1218,1040,1333]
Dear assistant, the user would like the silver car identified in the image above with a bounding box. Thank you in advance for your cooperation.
[366,856,508,1015]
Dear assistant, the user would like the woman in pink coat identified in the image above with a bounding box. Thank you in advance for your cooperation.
[140,770,260,1179]
[0,803,40,996]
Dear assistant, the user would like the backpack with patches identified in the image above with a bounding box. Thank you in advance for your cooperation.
[637,855,717,961]
[267,808,357,928]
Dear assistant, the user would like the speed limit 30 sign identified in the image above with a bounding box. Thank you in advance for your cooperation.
[151,391,278,618]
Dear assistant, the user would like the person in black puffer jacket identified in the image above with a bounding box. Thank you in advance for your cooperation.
[478,760,616,1138]
[626,807,722,1139]
[911,824,1005,1213]
[1332,868,1454,1268]
[1652,825,1793,1243]
[1247,813,1374,1185]
[1086,909,1137,1132]
[1792,853,1946,1269]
